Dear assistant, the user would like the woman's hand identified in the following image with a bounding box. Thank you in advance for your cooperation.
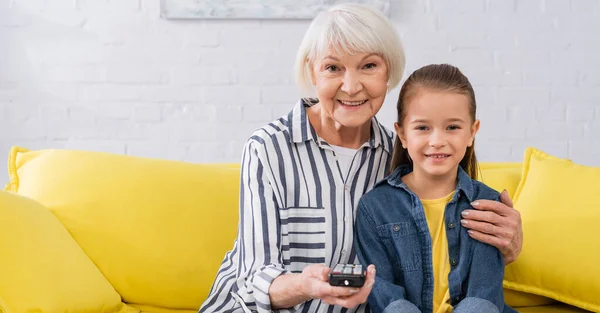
[299,264,376,308]
[460,190,523,264]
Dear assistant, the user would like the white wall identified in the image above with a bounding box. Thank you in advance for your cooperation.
[1,0,599,184]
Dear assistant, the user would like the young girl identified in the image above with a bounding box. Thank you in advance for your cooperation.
[354,64,517,313]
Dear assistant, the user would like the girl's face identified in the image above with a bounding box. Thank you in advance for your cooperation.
[310,50,389,129]
[395,88,480,180]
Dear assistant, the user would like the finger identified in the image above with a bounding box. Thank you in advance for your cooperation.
[461,209,502,225]
[466,229,511,253]
[323,294,364,309]
[305,264,329,280]
[461,219,513,238]
[327,286,360,297]
[499,189,514,208]
[469,199,510,215]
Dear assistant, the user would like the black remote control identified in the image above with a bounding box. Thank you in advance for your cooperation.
[328,264,366,287]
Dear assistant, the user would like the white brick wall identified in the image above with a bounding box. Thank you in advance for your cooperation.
[1,0,600,184]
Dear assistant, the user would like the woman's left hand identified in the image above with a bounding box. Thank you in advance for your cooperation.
[460,190,523,264]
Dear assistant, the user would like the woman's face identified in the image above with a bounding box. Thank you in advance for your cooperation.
[310,50,388,129]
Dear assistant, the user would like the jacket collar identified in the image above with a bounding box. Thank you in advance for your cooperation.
[384,164,476,202]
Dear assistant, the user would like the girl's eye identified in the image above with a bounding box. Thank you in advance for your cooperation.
[363,63,377,69]
[447,125,460,130]
[416,125,429,131]
[325,65,340,72]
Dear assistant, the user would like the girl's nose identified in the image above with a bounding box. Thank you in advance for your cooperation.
[429,131,447,148]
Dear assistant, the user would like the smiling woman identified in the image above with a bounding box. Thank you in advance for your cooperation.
[198,4,405,313]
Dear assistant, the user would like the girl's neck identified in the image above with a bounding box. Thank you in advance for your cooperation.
[307,105,371,149]
[402,167,458,200]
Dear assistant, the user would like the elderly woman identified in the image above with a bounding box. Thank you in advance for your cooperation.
[200,3,522,313]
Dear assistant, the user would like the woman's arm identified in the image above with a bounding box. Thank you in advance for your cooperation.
[237,139,374,312]
[229,139,290,312]
[460,190,523,264]
[270,264,375,309]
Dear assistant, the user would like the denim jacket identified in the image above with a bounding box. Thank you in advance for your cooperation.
[354,165,517,313]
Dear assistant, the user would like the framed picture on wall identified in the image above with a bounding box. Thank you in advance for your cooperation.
[160,0,390,19]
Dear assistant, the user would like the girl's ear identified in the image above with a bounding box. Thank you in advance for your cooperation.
[394,122,407,149]
[468,119,481,147]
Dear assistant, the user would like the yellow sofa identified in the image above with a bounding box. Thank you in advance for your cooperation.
[0,146,596,313]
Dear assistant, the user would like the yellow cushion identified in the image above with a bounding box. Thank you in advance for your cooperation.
[127,303,197,313]
[478,162,523,198]
[504,289,555,308]
[478,162,556,308]
[517,303,593,313]
[0,190,122,313]
[7,147,240,309]
[503,147,600,312]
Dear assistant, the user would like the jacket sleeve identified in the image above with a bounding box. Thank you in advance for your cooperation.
[354,200,421,313]
[233,139,291,313]
[460,194,511,313]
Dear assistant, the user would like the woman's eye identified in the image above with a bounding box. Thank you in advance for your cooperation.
[416,126,428,131]
[447,125,460,130]
[325,65,339,72]
[363,63,377,69]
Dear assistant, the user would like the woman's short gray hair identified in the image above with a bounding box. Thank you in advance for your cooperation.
[294,3,406,98]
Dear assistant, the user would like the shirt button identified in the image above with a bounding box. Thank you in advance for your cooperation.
[455,296,460,301]
[393,224,400,232]
[345,185,350,191]
[448,222,455,229]
[342,250,347,255]
[451,259,458,266]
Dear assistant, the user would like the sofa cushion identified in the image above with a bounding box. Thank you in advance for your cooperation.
[7,147,240,309]
[478,162,523,198]
[0,189,122,313]
[517,303,593,313]
[478,162,556,308]
[503,147,600,312]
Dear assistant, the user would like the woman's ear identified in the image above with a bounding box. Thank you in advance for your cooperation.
[394,122,407,149]
[468,119,481,147]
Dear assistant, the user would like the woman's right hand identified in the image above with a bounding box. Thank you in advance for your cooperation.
[298,264,376,308]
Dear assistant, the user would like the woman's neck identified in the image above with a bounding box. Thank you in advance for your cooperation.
[402,167,458,200]
[307,105,371,149]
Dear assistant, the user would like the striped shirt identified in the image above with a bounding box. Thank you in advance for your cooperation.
[199,100,394,313]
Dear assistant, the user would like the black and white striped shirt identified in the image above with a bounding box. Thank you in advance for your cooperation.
[199,100,394,313]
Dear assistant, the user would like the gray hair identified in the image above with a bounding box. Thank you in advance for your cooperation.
[294,3,406,98]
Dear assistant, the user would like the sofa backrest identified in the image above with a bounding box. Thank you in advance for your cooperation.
[6,146,523,309]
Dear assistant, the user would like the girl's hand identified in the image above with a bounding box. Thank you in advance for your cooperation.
[298,264,376,308]
[460,190,523,264]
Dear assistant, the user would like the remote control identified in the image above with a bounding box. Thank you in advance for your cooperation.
[328,264,366,287]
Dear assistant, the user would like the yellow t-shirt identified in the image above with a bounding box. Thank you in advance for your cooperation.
[421,192,455,313]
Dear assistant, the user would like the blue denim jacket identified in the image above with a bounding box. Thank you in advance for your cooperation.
[354,165,517,313]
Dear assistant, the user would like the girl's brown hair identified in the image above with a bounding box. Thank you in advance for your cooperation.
[389,64,479,179]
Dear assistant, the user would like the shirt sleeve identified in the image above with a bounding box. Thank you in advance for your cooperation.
[232,138,291,313]
[354,201,422,313]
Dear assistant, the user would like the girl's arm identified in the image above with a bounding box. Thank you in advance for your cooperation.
[456,195,516,313]
[354,201,422,313]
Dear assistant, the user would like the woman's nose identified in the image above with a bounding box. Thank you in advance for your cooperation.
[341,71,363,95]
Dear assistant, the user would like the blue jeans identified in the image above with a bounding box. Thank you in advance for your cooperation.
[382,297,499,313]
